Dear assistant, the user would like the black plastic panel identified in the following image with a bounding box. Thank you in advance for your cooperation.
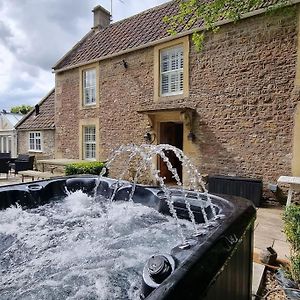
[208,175,262,207]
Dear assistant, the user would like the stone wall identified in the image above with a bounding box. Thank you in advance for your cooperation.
[18,129,55,160]
[55,7,299,192]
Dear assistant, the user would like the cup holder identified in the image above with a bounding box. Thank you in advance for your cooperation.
[27,184,43,192]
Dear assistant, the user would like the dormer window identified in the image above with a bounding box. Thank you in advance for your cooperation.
[160,45,184,96]
[83,68,96,106]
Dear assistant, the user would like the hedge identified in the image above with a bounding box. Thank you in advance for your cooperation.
[65,161,106,176]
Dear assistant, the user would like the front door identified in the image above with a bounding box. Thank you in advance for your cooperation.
[159,122,183,184]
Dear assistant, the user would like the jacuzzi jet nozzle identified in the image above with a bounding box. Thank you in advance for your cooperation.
[147,255,172,284]
[141,254,175,299]
[179,240,190,249]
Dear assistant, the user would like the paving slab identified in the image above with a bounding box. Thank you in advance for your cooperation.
[254,206,288,260]
[254,224,286,242]
[273,239,290,260]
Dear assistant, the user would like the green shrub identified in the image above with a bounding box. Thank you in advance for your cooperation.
[65,161,106,176]
[283,205,300,284]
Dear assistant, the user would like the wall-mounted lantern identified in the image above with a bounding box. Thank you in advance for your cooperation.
[187,131,196,142]
[144,132,156,144]
[122,59,128,69]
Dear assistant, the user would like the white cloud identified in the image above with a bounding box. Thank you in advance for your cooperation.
[0,0,170,110]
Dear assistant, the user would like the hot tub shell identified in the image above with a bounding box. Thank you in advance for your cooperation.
[0,176,255,300]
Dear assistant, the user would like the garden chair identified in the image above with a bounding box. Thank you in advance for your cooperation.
[13,155,35,174]
[0,158,10,178]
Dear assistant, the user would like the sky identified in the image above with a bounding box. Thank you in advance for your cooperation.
[0,0,169,111]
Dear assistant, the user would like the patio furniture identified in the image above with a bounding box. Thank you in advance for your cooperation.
[18,170,58,182]
[0,152,11,159]
[37,158,86,172]
[277,176,300,206]
[0,158,10,178]
[13,155,35,174]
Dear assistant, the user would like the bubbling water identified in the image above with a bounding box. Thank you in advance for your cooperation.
[97,144,221,244]
[0,191,194,300]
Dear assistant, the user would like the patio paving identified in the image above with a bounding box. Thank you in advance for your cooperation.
[252,205,289,298]
[254,206,289,260]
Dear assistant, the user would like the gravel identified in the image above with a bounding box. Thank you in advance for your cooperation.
[259,270,287,300]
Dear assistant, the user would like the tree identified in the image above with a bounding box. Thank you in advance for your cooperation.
[164,0,290,51]
[10,105,33,115]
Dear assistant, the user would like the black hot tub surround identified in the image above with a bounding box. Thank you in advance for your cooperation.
[0,176,256,300]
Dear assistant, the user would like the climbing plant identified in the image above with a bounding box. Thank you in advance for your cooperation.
[164,0,290,51]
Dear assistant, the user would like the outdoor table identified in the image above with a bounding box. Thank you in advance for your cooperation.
[277,176,300,206]
[37,159,86,172]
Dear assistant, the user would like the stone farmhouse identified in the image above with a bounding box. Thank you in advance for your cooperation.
[52,1,300,187]
[16,89,55,160]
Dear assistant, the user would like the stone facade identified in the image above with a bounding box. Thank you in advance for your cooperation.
[18,130,55,160]
[55,8,300,191]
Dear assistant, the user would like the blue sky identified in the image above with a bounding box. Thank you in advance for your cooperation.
[0,0,169,110]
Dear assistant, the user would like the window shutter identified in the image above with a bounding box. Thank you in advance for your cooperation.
[160,45,184,96]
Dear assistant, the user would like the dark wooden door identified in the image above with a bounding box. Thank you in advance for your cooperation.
[159,122,183,184]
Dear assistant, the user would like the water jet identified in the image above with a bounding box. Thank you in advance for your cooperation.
[0,144,255,299]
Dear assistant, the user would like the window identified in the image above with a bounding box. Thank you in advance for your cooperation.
[29,132,42,151]
[83,69,96,106]
[0,136,11,153]
[83,126,96,160]
[154,37,189,101]
[160,45,184,96]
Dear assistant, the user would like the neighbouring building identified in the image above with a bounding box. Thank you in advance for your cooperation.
[0,110,23,157]
[52,1,300,189]
[15,89,55,160]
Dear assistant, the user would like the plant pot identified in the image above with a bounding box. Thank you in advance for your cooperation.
[275,269,300,300]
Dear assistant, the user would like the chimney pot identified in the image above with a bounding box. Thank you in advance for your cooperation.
[92,5,111,30]
[35,104,40,116]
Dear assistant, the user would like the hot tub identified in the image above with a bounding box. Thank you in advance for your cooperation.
[0,176,255,300]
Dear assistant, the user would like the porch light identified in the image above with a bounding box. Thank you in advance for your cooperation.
[144,132,156,144]
[122,59,128,69]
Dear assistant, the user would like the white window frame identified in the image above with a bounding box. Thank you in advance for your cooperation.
[160,45,184,96]
[83,68,96,106]
[0,135,11,153]
[29,131,42,152]
[83,126,96,161]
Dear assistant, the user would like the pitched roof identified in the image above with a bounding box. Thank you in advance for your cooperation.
[16,89,55,130]
[53,1,189,71]
[53,0,293,72]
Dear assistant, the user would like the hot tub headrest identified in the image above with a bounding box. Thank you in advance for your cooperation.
[66,178,97,195]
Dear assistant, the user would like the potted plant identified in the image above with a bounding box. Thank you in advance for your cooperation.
[275,205,300,299]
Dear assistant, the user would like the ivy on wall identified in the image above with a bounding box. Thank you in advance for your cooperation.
[164,0,291,51]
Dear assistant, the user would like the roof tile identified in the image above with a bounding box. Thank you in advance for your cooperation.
[53,0,283,71]
[17,89,55,130]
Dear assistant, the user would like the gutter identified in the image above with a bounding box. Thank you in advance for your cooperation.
[17,127,55,131]
[53,0,300,74]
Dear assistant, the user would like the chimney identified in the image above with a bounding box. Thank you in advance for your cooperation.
[92,5,111,30]
[35,104,40,116]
